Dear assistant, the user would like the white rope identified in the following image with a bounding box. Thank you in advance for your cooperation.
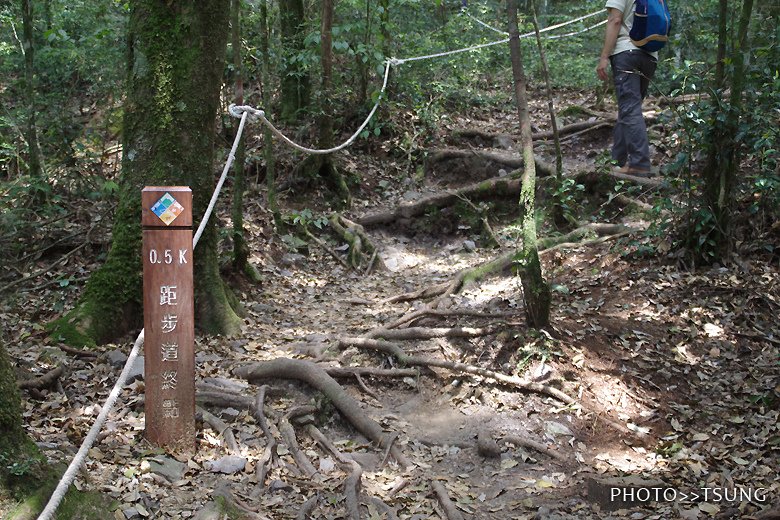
[193,110,248,246]
[230,59,392,155]
[37,331,146,520]
[546,19,607,40]
[462,9,509,35]
[37,110,251,520]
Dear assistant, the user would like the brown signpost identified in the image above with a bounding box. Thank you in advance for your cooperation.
[142,186,196,452]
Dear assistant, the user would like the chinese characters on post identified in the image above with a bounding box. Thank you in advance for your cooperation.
[142,187,195,452]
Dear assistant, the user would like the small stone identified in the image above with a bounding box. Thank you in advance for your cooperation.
[204,455,247,474]
[149,456,187,482]
[107,350,129,368]
[476,430,501,459]
[126,356,144,382]
[123,507,140,520]
[279,253,306,267]
[463,240,477,252]
[251,303,275,314]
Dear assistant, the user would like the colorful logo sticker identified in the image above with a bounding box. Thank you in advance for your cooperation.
[150,192,184,225]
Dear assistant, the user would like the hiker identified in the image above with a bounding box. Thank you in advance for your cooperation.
[596,0,660,177]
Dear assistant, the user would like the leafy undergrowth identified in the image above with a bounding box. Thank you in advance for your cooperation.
[2,90,779,519]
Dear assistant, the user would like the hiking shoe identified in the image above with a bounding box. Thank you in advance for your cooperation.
[616,165,658,178]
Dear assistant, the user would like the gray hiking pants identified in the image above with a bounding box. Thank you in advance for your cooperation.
[610,50,657,170]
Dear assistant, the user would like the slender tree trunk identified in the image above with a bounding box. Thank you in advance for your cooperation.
[259,0,282,230]
[507,0,551,328]
[21,0,43,184]
[714,0,728,88]
[49,0,241,346]
[279,0,310,121]
[701,0,755,263]
[230,0,257,281]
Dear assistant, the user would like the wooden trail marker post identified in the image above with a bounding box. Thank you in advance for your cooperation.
[142,187,196,452]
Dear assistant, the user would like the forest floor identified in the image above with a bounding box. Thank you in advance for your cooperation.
[2,88,779,520]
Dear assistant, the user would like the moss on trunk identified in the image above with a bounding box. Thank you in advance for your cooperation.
[49,0,241,346]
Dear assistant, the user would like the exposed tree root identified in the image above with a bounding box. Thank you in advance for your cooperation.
[607,170,664,188]
[251,385,276,490]
[338,337,575,404]
[234,358,411,468]
[199,407,239,454]
[344,459,363,520]
[426,147,555,177]
[384,223,636,305]
[365,496,399,520]
[385,308,514,330]
[329,214,385,271]
[431,480,465,520]
[366,326,495,340]
[320,365,418,379]
[18,365,64,390]
[501,434,568,463]
[279,405,318,477]
[357,175,523,228]
[295,496,319,520]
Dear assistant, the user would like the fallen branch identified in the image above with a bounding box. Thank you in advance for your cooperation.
[234,358,411,468]
[500,434,567,463]
[18,366,65,390]
[431,480,465,520]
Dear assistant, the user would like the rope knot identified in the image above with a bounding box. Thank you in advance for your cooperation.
[229,104,264,122]
[388,57,404,66]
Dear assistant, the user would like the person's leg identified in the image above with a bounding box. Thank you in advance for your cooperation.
[611,51,652,170]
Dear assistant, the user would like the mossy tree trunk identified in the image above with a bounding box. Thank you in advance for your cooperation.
[0,339,41,490]
[698,0,754,263]
[507,0,551,328]
[49,0,241,346]
[279,0,310,121]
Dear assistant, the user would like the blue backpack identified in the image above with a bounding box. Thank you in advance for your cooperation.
[629,0,672,52]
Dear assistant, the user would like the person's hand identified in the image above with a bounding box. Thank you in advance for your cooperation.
[596,56,610,82]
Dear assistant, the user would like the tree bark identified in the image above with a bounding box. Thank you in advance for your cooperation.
[0,339,41,487]
[700,0,755,263]
[507,0,551,328]
[21,0,43,184]
[259,0,283,230]
[279,0,310,121]
[230,0,254,279]
[49,0,241,346]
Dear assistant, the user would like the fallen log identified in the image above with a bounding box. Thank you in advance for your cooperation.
[234,358,411,468]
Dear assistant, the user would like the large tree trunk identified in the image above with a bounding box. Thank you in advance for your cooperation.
[279,0,310,121]
[49,0,241,346]
[699,0,754,263]
[507,0,551,328]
